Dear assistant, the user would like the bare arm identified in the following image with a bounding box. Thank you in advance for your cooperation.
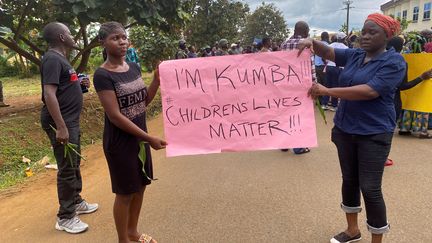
[146,69,160,106]
[400,68,432,90]
[97,90,166,149]
[309,83,379,100]
[298,38,335,63]
[43,84,69,143]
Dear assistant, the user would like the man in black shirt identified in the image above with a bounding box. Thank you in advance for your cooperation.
[40,22,98,234]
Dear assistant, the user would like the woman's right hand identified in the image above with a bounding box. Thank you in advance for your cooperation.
[308,83,329,99]
[149,136,167,150]
[297,38,313,57]
[420,68,432,80]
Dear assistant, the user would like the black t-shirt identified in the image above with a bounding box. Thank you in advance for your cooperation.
[93,63,148,150]
[40,50,83,126]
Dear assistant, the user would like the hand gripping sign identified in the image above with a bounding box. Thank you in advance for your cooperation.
[159,50,317,157]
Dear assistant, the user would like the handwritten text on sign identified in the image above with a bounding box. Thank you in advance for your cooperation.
[159,50,317,157]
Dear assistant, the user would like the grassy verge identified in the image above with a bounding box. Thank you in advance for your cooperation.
[2,75,41,97]
[0,72,161,190]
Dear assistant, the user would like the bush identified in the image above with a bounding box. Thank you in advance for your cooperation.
[129,26,179,71]
[0,55,20,77]
[86,46,104,72]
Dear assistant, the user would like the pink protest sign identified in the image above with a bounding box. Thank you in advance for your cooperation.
[159,50,317,157]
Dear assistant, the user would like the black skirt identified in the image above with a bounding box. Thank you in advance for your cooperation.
[103,116,153,194]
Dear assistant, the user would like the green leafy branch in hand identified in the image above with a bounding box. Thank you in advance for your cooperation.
[138,141,157,181]
[49,125,86,167]
[315,98,327,125]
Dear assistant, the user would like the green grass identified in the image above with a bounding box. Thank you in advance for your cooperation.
[0,71,162,190]
[0,112,53,188]
[2,75,41,97]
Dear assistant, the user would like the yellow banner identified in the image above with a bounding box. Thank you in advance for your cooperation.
[401,53,432,113]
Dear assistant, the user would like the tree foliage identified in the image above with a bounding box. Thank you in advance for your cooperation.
[185,0,249,48]
[339,23,348,34]
[240,2,288,44]
[0,0,189,73]
[395,17,411,32]
[129,26,180,71]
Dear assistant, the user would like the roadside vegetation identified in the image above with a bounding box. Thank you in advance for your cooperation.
[0,73,159,190]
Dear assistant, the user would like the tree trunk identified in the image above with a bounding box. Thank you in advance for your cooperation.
[76,49,91,74]
[0,37,41,67]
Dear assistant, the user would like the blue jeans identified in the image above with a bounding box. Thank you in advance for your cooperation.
[331,126,393,234]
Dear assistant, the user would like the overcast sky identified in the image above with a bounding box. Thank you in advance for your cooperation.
[242,0,390,33]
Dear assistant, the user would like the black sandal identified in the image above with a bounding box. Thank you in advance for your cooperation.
[293,148,310,154]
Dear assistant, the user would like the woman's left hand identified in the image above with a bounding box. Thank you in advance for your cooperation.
[308,83,329,99]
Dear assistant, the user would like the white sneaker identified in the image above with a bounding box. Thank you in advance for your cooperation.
[76,200,99,215]
[55,216,88,234]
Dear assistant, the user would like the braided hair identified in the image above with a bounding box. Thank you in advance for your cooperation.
[98,21,125,41]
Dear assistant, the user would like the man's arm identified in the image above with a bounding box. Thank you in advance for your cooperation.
[43,84,69,143]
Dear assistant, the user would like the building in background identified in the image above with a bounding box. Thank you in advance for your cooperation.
[381,0,432,31]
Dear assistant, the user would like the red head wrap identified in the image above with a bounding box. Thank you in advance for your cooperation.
[365,13,401,38]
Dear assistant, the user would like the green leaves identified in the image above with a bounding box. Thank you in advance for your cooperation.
[241,2,288,43]
[83,0,97,8]
[185,0,249,48]
[72,3,86,15]
[129,25,179,70]
[315,98,327,125]
[49,125,86,167]
[138,141,157,181]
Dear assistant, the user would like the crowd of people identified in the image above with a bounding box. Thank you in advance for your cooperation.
[37,11,432,243]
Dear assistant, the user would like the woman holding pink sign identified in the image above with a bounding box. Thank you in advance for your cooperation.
[298,14,405,243]
[93,21,166,243]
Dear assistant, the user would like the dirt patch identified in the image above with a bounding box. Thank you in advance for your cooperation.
[0,94,42,118]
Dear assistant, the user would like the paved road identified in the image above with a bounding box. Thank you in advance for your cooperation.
[1,112,431,242]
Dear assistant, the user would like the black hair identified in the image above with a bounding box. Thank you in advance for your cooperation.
[256,42,263,50]
[321,32,329,41]
[294,21,309,38]
[262,37,272,46]
[42,22,66,45]
[102,48,107,61]
[331,35,337,43]
[98,21,125,41]
[386,36,404,53]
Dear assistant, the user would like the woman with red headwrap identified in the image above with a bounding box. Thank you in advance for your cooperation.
[298,14,405,243]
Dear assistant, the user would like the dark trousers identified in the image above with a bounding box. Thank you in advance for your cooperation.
[41,117,83,219]
[315,65,327,105]
[322,66,341,107]
[331,126,392,229]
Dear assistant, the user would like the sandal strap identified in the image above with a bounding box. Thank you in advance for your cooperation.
[138,233,153,243]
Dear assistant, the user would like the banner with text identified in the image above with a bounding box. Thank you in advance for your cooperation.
[402,53,432,113]
[159,50,317,157]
